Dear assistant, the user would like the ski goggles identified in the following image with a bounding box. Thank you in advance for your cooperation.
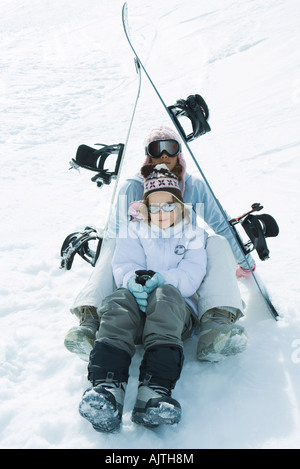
[147,202,177,214]
[145,139,181,159]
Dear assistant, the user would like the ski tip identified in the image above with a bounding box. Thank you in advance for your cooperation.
[122,3,129,33]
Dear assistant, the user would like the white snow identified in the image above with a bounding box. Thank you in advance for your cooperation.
[1,0,300,449]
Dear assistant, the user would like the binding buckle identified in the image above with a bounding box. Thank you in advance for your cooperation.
[60,226,102,270]
[168,94,211,142]
[69,143,124,187]
[230,203,279,261]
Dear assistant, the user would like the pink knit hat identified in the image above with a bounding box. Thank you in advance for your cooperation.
[142,125,186,195]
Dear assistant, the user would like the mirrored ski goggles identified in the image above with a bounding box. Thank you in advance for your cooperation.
[147,202,177,214]
[145,139,181,158]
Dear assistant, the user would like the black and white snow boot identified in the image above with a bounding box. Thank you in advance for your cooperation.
[79,341,131,432]
[131,344,184,428]
[131,382,181,428]
[64,306,99,361]
[79,378,126,433]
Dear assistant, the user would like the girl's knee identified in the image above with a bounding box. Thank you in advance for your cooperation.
[155,284,181,298]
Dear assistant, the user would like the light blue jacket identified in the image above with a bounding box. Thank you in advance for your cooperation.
[112,215,207,314]
[109,171,254,270]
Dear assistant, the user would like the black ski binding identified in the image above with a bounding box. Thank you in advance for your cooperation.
[69,143,125,187]
[168,94,211,142]
[230,203,279,261]
[60,226,102,270]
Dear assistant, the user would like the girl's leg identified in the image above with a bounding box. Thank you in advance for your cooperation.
[197,235,244,318]
[79,288,142,433]
[96,287,144,357]
[132,284,190,427]
[142,284,191,350]
[197,235,248,362]
[65,238,116,359]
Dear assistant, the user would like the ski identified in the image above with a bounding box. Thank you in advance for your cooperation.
[122,3,279,321]
[60,57,142,270]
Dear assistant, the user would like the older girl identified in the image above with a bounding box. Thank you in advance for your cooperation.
[67,125,250,365]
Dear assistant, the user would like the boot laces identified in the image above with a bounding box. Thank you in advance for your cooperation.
[141,374,171,397]
[94,380,125,392]
[80,306,98,325]
[148,384,171,397]
[94,372,126,393]
[205,309,236,325]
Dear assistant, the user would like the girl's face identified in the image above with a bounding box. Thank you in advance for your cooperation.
[147,191,181,229]
[150,154,178,172]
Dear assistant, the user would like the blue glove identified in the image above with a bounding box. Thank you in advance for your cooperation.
[144,273,165,294]
[127,276,148,312]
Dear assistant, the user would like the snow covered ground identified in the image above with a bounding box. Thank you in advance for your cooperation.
[1,0,300,449]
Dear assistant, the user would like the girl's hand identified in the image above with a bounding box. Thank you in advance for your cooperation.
[127,276,148,312]
[144,273,165,294]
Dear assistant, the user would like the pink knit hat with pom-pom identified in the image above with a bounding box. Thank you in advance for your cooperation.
[142,125,186,195]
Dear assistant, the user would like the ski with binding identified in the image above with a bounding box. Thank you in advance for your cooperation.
[122,3,279,321]
[60,57,142,270]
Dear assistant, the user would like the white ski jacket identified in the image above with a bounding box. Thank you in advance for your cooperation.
[71,171,247,316]
[110,171,255,270]
[112,215,207,314]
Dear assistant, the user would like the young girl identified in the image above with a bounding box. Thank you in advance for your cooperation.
[78,164,207,432]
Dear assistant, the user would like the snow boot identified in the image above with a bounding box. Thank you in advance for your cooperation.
[79,378,126,433]
[197,308,248,362]
[64,306,99,361]
[131,382,181,428]
[79,341,131,432]
[131,345,183,428]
